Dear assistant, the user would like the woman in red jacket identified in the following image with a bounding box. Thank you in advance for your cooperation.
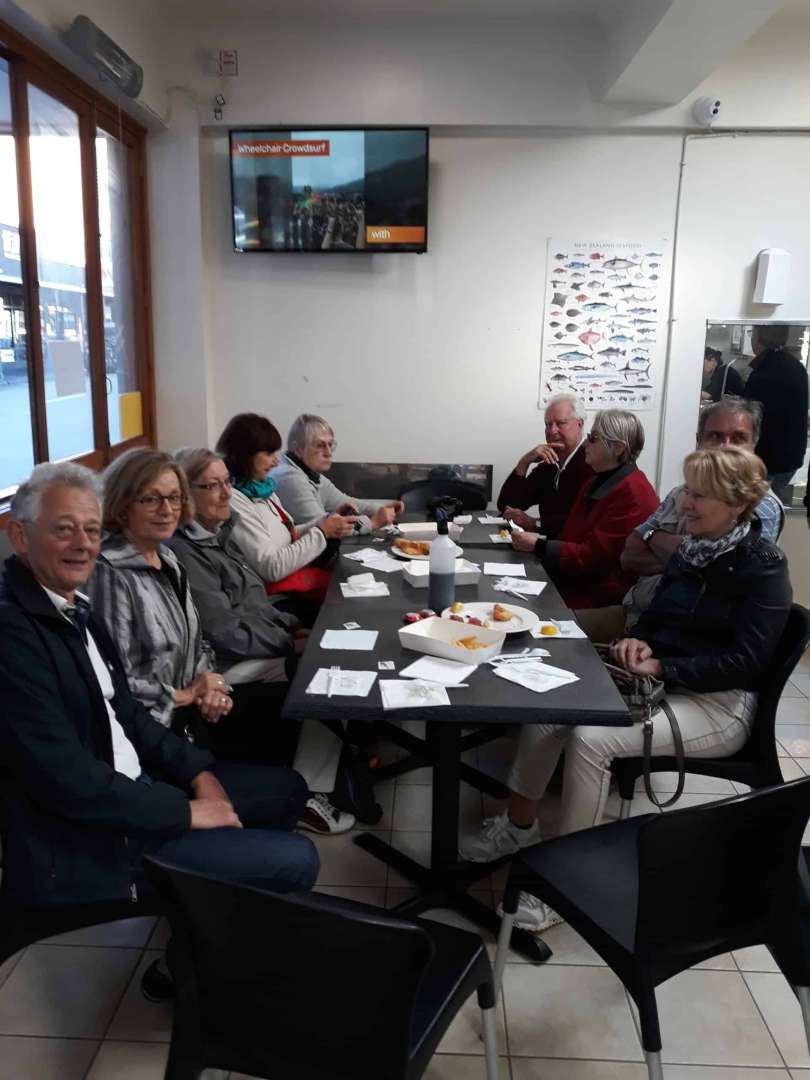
[511,409,658,609]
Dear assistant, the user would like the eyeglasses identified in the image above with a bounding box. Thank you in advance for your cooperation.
[134,493,186,510]
[192,476,233,493]
[312,439,337,453]
[50,523,102,542]
[585,432,605,445]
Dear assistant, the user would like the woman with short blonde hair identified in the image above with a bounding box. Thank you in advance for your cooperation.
[682,446,768,522]
[463,447,792,935]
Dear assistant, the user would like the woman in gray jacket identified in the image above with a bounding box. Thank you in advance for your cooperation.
[271,413,404,533]
[170,447,355,836]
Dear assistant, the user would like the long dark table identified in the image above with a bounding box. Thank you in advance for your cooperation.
[282,537,630,962]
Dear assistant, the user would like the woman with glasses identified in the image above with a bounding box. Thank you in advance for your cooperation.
[167,447,355,835]
[217,413,356,620]
[462,447,791,935]
[270,413,404,534]
[511,409,658,609]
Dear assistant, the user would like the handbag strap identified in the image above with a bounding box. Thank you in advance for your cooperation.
[641,696,685,809]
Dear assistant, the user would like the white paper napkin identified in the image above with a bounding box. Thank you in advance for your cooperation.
[398,656,476,686]
[343,548,379,562]
[484,562,526,577]
[361,553,405,574]
[305,669,378,697]
[453,515,472,525]
[489,533,512,544]
[379,679,451,710]
[320,629,379,650]
[493,577,546,596]
[479,515,508,525]
[340,573,390,598]
[494,660,579,694]
[530,620,587,639]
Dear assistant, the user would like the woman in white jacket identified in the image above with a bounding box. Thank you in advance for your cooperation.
[216,413,355,620]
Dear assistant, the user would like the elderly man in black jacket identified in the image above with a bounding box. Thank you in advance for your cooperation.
[0,462,319,995]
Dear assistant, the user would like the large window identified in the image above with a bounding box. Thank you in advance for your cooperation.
[0,21,154,501]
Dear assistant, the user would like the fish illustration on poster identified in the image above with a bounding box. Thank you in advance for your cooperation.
[538,238,668,410]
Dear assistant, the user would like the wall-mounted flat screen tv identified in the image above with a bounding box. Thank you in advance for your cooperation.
[229,127,428,253]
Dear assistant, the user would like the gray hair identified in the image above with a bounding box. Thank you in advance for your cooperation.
[287,413,335,456]
[10,461,102,524]
[545,393,586,422]
[174,447,223,486]
[591,409,645,465]
[697,395,762,447]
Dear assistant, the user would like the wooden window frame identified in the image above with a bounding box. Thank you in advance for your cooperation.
[0,18,156,522]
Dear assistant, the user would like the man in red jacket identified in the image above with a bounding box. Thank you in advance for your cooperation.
[511,410,658,609]
[497,394,594,539]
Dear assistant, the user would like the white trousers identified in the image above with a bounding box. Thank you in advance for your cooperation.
[293,718,344,794]
[507,689,756,835]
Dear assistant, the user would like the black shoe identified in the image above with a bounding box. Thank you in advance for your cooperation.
[140,957,175,1003]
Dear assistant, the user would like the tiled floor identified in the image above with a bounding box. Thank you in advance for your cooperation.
[2,656,810,1079]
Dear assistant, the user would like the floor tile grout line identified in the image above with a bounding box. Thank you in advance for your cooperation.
[737,965,794,1072]
[82,938,153,1079]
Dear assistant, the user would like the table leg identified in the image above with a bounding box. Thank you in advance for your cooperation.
[352,719,552,964]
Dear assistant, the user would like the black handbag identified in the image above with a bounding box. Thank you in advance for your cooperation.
[595,645,685,809]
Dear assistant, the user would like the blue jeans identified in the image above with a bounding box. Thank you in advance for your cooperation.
[134,762,319,895]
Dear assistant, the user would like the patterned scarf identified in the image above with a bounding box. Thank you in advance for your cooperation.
[679,519,750,569]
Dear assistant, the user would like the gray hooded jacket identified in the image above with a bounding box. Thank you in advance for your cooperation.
[167,516,298,670]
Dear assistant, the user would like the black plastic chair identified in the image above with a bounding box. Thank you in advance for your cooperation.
[399,479,488,513]
[493,778,810,1080]
[145,856,500,1080]
[613,604,810,815]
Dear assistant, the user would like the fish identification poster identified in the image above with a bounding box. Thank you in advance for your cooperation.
[538,238,668,411]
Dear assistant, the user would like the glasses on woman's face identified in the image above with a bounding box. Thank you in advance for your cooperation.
[312,439,336,454]
[192,476,232,493]
[585,431,605,446]
[134,492,185,511]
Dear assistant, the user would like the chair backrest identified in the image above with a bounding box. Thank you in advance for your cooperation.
[634,777,810,966]
[145,857,435,1080]
[400,479,489,512]
[745,604,810,766]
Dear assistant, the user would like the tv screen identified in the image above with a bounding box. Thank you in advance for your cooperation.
[229,127,428,253]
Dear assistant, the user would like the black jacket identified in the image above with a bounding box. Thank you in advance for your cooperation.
[743,347,809,475]
[704,362,743,402]
[0,557,215,908]
[634,529,791,693]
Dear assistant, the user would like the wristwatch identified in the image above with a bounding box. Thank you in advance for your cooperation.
[640,526,658,547]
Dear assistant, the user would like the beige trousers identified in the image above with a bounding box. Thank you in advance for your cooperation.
[507,688,756,835]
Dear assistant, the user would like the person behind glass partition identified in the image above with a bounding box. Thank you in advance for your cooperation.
[702,347,743,402]
[741,324,809,502]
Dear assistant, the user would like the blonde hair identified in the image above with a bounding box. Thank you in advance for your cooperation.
[683,447,767,521]
[591,409,645,465]
[102,448,194,534]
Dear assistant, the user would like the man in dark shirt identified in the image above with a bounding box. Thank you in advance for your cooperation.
[497,393,594,539]
[0,462,319,999]
[742,324,809,502]
[702,347,743,402]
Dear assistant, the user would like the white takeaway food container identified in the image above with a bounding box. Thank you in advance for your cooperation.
[396,521,464,542]
[398,615,505,665]
[402,559,481,588]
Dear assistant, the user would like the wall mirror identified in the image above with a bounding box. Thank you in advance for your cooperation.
[702,321,810,510]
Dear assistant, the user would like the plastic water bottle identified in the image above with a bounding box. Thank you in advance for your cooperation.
[428,512,456,614]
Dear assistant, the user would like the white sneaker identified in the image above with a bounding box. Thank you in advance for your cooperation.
[459,811,541,863]
[498,892,564,934]
[298,793,356,835]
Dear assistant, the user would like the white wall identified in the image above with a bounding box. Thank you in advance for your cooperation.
[200,130,681,493]
[661,132,810,491]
